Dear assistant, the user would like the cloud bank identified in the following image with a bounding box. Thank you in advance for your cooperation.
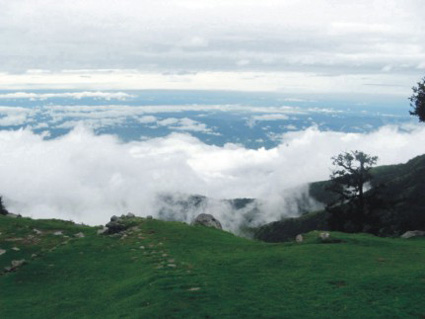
[0,124,424,232]
[0,91,135,101]
[0,1,423,95]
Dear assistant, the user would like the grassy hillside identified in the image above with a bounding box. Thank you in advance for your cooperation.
[256,154,425,242]
[1,215,424,319]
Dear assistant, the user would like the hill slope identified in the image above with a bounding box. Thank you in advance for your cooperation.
[256,154,425,242]
[1,215,424,319]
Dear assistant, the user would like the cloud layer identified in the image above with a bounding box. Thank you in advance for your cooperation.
[0,124,424,231]
[0,1,423,94]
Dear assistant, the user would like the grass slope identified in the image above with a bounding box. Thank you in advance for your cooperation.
[0,215,424,319]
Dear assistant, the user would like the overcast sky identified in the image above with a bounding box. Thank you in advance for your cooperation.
[0,0,424,95]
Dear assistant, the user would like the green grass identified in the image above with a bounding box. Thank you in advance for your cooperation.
[1,215,424,318]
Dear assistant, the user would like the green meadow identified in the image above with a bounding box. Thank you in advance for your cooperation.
[1,215,424,319]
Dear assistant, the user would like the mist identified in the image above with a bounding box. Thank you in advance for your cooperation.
[1,123,425,232]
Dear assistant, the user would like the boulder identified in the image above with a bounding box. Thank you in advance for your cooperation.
[104,214,140,234]
[105,220,128,234]
[74,232,85,238]
[192,214,222,230]
[97,227,108,235]
[401,230,425,239]
[295,234,303,243]
[11,259,26,268]
[319,232,330,240]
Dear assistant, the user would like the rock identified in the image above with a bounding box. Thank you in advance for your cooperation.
[146,215,153,219]
[97,227,108,235]
[11,259,26,268]
[11,247,20,251]
[126,212,135,218]
[188,287,201,291]
[319,232,330,240]
[33,228,43,235]
[0,249,6,256]
[105,220,128,234]
[401,230,425,239]
[295,234,303,243]
[4,266,12,272]
[74,232,85,238]
[192,213,222,230]
[110,215,119,222]
[53,231,63,236]
[167,264,177,268]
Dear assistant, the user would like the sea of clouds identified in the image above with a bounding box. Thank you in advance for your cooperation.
[0,123,424,232]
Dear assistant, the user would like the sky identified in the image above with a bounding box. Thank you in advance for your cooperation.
[0,0,424,96]
[0,0,425,229]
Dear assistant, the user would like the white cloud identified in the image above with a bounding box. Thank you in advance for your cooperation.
[247,114,289,128]
[138,115,157,124]
[0,91,134,101]
[0,1,423,95]
[156,117,217,134]
[0,124,424,232]
[0,106,35,126]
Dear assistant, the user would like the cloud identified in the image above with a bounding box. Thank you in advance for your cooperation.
[0,124,424,232]
[247,114,289,127]
[0,106,35,126]
[156,117,217,134]
[0,1,423,95]
[0,91,134,101]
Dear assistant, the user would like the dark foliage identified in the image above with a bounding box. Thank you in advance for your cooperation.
[326,151,379,233]
[409,76,425,122]
[254,211,328,242]
[0,196,9,215]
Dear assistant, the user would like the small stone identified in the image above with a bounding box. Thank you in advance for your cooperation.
[167,264,177,268]
[146,215,153,220]
[12,247,20,251]
[162,253,168,257]
[168,259,175,263]
[33,229,42,235]
[0,249,6,256]
[11,259,26,268]
[97,227,108,235]
[31,254,37,258]
[295,234,303,243]
[74,232,85,238]
[139,246,145,249]
[401,230,425,239]
[4,266,12,272]
[319,232,330,240]
[188,287,201,291]
[53,231,63,236]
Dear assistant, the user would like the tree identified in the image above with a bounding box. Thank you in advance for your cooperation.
[326,151,378,232]
[0,196,9,215]
[409,77,425,122]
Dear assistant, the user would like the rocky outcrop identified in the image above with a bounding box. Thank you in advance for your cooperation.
[103,213,139,235]
[192,214,222,230]
[401,230,425,239]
